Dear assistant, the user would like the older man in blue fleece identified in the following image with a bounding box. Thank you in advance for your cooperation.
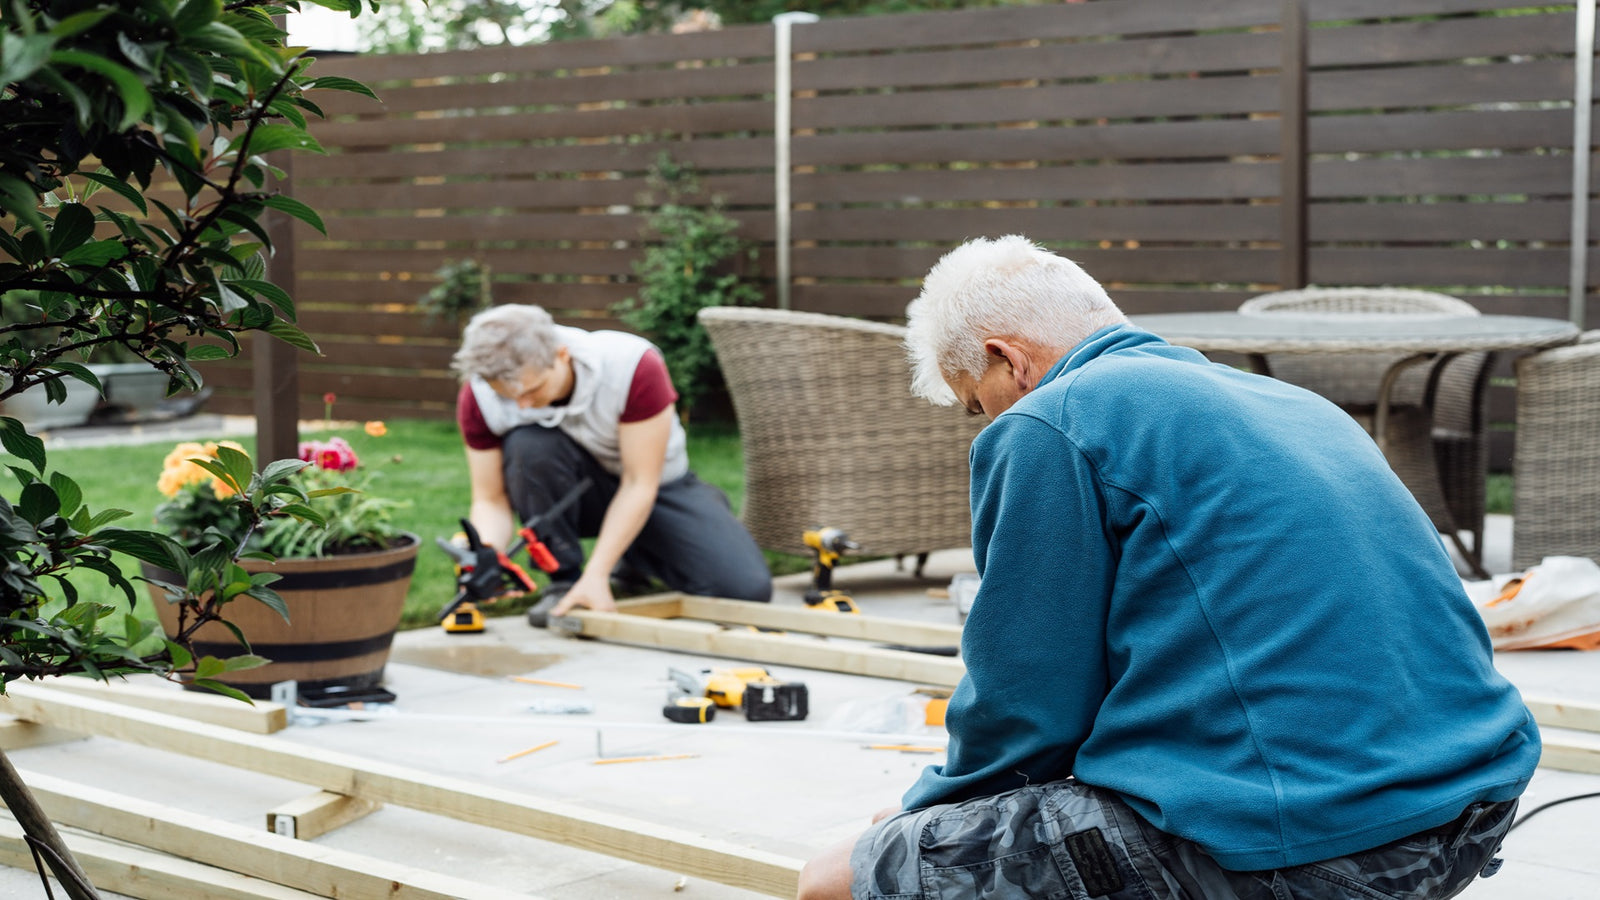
[798,235,1538,900]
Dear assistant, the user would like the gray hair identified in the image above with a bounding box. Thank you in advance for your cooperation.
[904,234,1128,405]
[451,304,562,382]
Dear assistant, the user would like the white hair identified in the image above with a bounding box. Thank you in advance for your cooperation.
[904,234,1128,405]
[451,304,562,382]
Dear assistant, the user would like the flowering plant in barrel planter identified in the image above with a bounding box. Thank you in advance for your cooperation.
[145,431,418,700]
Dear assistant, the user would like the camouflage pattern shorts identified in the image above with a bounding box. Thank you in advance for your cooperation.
[850,779,1516,900]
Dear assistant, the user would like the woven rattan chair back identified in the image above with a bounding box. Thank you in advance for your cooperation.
[699,306,985,559]
[1238,287,1492,557]
[1512,331,1600,571]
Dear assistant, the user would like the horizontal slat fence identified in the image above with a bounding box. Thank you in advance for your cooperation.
[200,0,1590,474]
[1303,1,1586,464]
[203,22,783,421]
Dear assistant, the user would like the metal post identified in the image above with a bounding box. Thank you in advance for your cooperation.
[1571,0,1595,329]
[1279,0,1309,291]
[773,11,819,310]
[258,147,300,467]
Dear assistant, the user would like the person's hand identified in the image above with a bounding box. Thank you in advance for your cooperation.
[871,806,901,825]
[549,571,617,617]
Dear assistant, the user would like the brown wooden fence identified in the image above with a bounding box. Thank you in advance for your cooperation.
[205,0,1593,469]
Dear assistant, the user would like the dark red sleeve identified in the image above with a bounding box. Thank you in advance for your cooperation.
[456,382,502,450]
[620,349,678,423]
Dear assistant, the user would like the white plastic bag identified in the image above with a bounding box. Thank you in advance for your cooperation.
[1465,556,1600,651]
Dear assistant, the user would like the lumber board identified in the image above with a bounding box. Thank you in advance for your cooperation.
[1537,732,1600,776]
[34,676,288,734]
[556,608,965,688]
[0,717,83,750]
[20,771,527,900]
[0,816,320,900]
[663,595,964,648]
[1524,697,1600,735]
[0,684,805,898]
[267,790,382,840]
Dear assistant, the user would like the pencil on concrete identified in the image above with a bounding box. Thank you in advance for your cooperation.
[497,739,559,763]
[863,744,945,754]
[512,677,584,690]
[592,753,699,766]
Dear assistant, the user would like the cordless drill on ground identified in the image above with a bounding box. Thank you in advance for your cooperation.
[803,527,861,614]
[663,665,809,723]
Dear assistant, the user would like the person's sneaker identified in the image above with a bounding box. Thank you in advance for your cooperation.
[526,582,572,628]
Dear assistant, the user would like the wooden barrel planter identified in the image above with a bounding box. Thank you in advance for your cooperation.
[144,533,420,700]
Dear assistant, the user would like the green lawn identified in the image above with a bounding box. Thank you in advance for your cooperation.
[19,420,1514,635]
[26,417,806,632]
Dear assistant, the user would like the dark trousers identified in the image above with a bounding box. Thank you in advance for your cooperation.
[500,425,772,602]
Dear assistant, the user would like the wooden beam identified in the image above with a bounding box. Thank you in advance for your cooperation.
[1538,732,1600,775]
[0,683,805,898]
[0,717,83,750]
[34,676,287,734]
[20,771,526,900]
[267,790,380,840]
[673,595,963,647]
[555,608,965,687]
[614,594,687,618]
[0,817,321,900]
[1525,696,1600,734]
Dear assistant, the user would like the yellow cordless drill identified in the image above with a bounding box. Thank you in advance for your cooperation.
[803,527,861,614]
[664,666,809,722]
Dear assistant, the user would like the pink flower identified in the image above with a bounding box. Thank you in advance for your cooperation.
[296,437,360,472]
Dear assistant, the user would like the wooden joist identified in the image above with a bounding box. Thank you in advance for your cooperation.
[267,790,381,840]
[554,594,966,688]
[1535,730,1600,775]
[0,682,805,898]
[1524,696,1600,735]
[20,771,528,900]
[36,675,288,734]
[0,717,84,751]
[0,817,321,900]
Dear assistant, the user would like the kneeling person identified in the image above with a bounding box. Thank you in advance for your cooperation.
[452,304,772,625]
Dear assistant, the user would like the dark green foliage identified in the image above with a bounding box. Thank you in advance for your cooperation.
[614,155,761,419]
[1,0,379,693]
[418,257,493,327]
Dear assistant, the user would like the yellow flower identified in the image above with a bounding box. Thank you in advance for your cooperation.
[156,442,213,497]
[155,440,247,498]
[364,420,387,437]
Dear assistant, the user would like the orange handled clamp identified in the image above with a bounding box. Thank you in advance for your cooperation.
[517,526,560,574]
[515,477,593,575]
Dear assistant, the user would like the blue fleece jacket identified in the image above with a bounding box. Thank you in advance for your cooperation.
[903,325,1539,871]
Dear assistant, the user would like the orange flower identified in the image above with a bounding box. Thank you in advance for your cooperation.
[364,420,387,437]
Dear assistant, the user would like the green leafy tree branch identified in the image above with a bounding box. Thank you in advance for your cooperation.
[2,2,381,896]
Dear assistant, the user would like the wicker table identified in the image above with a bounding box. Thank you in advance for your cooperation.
[1130,312,1580,577]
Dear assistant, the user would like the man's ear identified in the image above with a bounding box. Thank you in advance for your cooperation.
[984,338,1037,393]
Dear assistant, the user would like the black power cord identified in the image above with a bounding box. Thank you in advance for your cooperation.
[1507,790,1600,832]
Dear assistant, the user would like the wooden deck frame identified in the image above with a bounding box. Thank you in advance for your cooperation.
[0,817,321,900]
[19,771,526,900]
[1524,695,1600,775]
[267,790,381,840]
[36,676,289,733]
[554,594,966,687]
[0,682,805,898]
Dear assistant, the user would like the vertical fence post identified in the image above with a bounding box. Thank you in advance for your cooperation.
[1572,0,1595,329]
[773,11,819,310]
[258,148,300,466]
[1279,0,1309,291]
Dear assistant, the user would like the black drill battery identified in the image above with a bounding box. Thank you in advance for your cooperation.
[742,681,808,721]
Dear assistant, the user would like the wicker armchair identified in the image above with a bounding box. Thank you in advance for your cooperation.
[1512,331,1600,571]
[698,306,986,567]
[1238,287,1493,560]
